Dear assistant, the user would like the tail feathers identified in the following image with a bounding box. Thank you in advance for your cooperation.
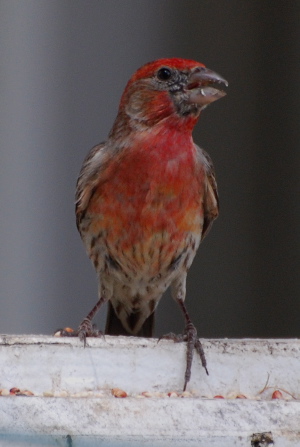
[105,301,154,338]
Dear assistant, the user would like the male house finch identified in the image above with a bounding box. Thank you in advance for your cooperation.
[75,58,227,390]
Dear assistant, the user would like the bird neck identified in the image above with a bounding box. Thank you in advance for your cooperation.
[109,108,199,144]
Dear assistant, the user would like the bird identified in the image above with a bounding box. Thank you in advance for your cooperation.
[74,58,227,390]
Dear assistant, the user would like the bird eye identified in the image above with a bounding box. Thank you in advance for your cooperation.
[157,67,172,81]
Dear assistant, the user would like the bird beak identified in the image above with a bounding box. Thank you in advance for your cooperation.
[186,67,228,106]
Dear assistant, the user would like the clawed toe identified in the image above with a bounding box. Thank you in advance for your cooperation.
[77,319,104,345]
[55,320,103,346]
[183,322,208,390]
[161,323,208,391]
[158,332,184,343]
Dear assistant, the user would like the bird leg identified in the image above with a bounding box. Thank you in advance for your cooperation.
[161,298,208,391]
[177,298,208,390]
[178,298,209,390]
[76,296,108,345]
[59,296,107,345]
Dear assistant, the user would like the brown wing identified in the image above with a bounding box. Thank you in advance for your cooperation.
[196,146,219,240]
[75,142,106,232]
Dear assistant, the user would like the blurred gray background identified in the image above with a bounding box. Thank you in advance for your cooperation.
[0,0,299,338]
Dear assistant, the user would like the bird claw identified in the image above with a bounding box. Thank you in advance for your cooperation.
[55,320,104,346]
[161,323,208,391]
[76,319,104,346]
[183,322,208,390]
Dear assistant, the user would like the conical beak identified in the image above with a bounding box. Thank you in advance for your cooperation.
[187,67,228,106]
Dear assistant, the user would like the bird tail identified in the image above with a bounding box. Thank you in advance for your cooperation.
[105,301,155,338]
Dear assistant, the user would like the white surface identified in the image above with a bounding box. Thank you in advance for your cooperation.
[0,335,300,446]
[1,398,300,446]
[1,334,300,395]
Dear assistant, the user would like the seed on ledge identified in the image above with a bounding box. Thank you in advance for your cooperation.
[112,388,127,398]
[9,387,20,395]
[272,390,283,399]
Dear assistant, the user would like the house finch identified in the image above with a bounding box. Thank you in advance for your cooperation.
[74,58,227,390]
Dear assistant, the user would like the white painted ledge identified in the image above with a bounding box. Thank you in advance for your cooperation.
[0,335,300,446]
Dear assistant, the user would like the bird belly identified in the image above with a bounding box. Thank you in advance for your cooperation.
[87,195,202,334]
[82,143,205,333]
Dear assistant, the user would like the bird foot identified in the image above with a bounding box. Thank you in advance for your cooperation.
[183,322,208,389]
[55,319,103,346]
[160,323,208,391]
[76,318,104,345]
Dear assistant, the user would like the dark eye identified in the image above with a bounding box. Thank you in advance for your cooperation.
[157,67,172,81]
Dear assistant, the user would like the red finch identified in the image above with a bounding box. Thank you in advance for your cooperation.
[75,58,227,390]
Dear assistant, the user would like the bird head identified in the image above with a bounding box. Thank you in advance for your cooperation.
[115,58,228,132]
